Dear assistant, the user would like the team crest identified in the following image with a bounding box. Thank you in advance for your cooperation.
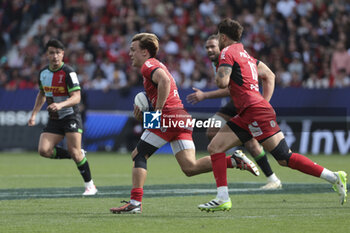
[270,120,276,127]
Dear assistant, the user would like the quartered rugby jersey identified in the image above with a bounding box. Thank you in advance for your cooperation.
[38,63,80,120]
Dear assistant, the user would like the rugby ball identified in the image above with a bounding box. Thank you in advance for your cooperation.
[134,92,151,112]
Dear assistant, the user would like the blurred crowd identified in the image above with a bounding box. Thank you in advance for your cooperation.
[1,0,350,91]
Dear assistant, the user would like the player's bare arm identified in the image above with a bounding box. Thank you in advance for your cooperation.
[186,87,230,104]
[215,66,232,88]
[47,90,81,112]
[152,68,170,110]
[28,90,46,126]
[257,61,275,102]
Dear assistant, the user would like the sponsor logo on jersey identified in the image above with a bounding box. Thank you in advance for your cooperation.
[69,72,79,84]
[43,86,66,94]
[248,121,263,137]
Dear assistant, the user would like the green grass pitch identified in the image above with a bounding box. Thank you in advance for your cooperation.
[0,152,349,233]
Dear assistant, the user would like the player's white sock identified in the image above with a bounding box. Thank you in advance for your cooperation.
[267,173,279,182]
[320,168,337,184]
[216,186,229,201]
[84,180,94,188]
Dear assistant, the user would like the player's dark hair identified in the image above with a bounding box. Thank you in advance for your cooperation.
[45,39,65,51]
[218,18,243,42]
[132,33,159,58]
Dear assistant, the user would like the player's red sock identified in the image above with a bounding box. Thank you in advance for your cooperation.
[288,153,324,177]
[131,188,143,202]
[226,156,233,168]
[210,153,227,187]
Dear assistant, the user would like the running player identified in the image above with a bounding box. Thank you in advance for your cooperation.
[28,39,97,196]
[187,35,282,189]
[198,19,347,212]
[110,33,259,214]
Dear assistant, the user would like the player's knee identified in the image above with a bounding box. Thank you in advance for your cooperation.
[276,160,288,166]
[68,148,81,161]
[180,162,197,177]
[181,167,196,177]
[38,148,51,158]
[270,139,292,165]
[133,140,158,170]
[133,152,147,169]
[207,141,222,154]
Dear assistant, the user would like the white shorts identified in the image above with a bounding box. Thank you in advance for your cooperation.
[141,129,195,155]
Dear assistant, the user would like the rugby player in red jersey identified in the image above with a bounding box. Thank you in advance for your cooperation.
[187,34,282,190]
[110,33,259,214]
[198,19,347,212]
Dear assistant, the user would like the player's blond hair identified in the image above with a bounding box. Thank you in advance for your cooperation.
[132,33,159,58]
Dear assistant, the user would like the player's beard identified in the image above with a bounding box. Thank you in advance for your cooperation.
[209,53,219,62]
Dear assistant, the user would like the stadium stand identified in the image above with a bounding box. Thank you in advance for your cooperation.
[0,0,350,90]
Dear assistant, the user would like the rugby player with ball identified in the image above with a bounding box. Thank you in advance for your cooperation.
[110,33,259,214]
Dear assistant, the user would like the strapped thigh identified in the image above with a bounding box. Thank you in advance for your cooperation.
[269,138,292,162]
[133,139,159,169]
[133,130,168,169]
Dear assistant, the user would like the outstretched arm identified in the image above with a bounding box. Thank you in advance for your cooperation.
[186,87,230,104]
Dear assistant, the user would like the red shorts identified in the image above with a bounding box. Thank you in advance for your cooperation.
[148,128,193,142]
[229,100,280,142]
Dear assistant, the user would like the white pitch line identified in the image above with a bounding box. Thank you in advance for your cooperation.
[0,183,334,200]
[0,188,270,199]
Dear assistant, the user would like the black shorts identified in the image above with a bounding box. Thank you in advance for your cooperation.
[226,121,252,144]
[218,100,238,117]
[43,114,83,135]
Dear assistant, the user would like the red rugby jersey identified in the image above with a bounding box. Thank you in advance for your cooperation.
[218,43,266,114]
[141,58,183,111]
